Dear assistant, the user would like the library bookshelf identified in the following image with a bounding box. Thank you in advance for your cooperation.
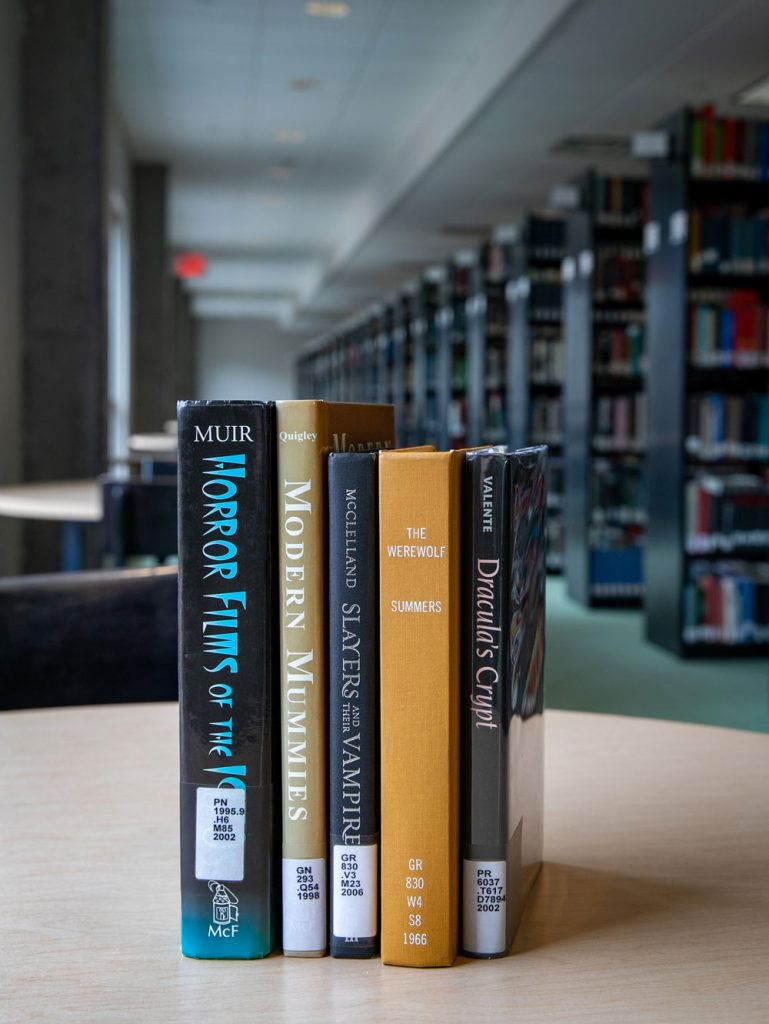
[562,170,648,608]
[507,215,566,572]
[646,107,769,656]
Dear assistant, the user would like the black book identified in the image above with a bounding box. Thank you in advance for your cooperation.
[327,452,379,957]
[461,445,546,958]
[178,400,277,959]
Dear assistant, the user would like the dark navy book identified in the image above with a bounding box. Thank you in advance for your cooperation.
[327,451,380,958]
[178,400,278,959]
[461,445,546,958]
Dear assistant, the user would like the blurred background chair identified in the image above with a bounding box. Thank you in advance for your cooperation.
[0,566,177,710]
[101,478,177,567]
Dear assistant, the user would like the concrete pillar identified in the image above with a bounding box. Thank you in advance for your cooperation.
[21,0,107,571]
[131,163,175,432]
[0,0,21,575]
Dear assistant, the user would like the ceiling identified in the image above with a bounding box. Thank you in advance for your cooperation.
[111,0,769,341]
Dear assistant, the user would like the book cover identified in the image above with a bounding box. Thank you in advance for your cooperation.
[276,401,395,956]
[178,400,277,959]
[378,449,464,967]
[461,445,546,958]
[327,451,380,958]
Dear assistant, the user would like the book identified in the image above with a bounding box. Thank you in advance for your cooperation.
[684,559,769,646]
[327,451,380,958]
[461,446,547,957]
[378,448,464,967]
[178,400,277,959]
[276,401,395,956]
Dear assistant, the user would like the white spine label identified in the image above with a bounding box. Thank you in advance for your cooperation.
[282,857,326,952]
[462,859,507,955]
[332,844,377,939]
[195,787,245,881]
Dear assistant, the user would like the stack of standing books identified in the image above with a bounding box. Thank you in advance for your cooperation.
[178,399,546,966]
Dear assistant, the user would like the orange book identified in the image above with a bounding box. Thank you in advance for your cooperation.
[378,449,463,967]
[276,401,395,956]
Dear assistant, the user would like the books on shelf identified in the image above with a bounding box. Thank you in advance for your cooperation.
[589,527,644,599]
[448,396,467,447]
[528,215,565,260]
[591,459,646,523]
[484,348,504,390]
[586,175,649,227]
[178,400,277,960]
[482,239,509,283]
[688,290,769,368]
[689,105,769,181]
[593,394,647,452]
[688,206,769,275]
[645,107,769,655]
[528,268,562,320]
[276,401,395,957]
[593,246,644,304]
[685,393,769,462]
[483,392,506,443]
[531,329,563,385]
[589,458,645,592]
[594,323,645,377]
[531,396,561,447]
[462,447,545,958]
[685,472,769,554]
[561,171,648,607]
[546,516,564,572]
[684,560,769,645]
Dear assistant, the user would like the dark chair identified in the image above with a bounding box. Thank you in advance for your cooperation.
[101,477,177,567]
[0,566,178,710]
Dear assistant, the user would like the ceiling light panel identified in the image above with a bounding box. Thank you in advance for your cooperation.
[276,129,305,144]
[737,74,769,107]
[289,77,321,91]
[305,2,350,18]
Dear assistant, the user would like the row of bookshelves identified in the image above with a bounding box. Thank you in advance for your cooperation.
[561,169,648,610]
[646,107,769,656]
[297,106,769,657]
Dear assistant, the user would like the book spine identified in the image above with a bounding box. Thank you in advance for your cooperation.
[510,442,547,823]
[461,452,511,958]
[178,400,276,959]
[510,446,547,713]
[276,402,329,956]
[327,452,380,958]
[379,450,462,967]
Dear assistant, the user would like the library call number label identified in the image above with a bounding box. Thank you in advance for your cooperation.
[403,857,428,946]
[282,857,326,951]
[194,787,246,882]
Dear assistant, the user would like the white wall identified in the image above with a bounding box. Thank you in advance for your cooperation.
[0,0,20,573]
[195,318,306,402]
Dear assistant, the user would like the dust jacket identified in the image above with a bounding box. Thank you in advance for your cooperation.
[178,400,277,959]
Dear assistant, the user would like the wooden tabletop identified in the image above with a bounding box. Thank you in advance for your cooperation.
[1,705,767,1023]
[0,479,102,522]
[128,432,178,456]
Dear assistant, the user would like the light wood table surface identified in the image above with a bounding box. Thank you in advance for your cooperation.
[128,432,178,456]
[0,479,102,570]
[0,479,101,522]
[1,706,767,1023]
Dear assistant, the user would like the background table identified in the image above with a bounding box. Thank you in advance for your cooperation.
[128,432,177,455]
[128,432,177,481]
[1,706,767,1023]
[0,480,101,570]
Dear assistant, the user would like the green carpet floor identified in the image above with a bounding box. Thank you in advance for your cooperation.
[545,578,769,733]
